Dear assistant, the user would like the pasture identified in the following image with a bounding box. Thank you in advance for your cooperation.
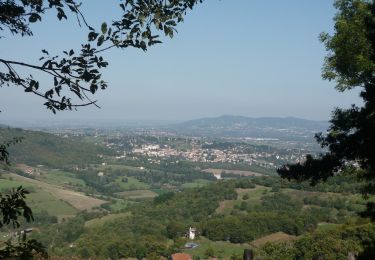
[37,169,86,187]
[216,185,270,214]
[85,212,131,228]
[116,189,157,199]
[182,237,250,259]
[249,232,297,248]
[114,176,150,190]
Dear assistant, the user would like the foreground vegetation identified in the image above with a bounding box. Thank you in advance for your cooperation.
[5,173,367,259]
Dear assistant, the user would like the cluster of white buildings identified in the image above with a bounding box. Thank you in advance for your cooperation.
[129,143,307,169]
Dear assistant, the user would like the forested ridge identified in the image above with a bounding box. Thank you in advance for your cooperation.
[0,127,111,167]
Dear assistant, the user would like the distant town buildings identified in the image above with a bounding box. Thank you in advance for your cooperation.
[128,140,307,169]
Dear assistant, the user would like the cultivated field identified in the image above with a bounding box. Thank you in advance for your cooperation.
[0,174,78,218]
[9,173,105,211]
[27,189,77,217]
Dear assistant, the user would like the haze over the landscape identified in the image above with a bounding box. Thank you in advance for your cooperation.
[0,0,361,124]
[1,0,375,258]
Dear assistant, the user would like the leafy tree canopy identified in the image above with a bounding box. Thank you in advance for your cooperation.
[278,0,375,217]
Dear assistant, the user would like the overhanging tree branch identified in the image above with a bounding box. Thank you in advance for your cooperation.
[1,0,204,113]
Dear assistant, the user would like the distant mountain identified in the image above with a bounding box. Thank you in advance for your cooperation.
[169,115,329,141]
[0,126,110,167]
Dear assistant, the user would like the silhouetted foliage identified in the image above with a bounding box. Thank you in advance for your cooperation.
[0,153,47,258]
[0,186,32,228]
[1,0,204,113]
[0,136,23,165]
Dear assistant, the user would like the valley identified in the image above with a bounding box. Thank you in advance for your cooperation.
[0,117,373,259]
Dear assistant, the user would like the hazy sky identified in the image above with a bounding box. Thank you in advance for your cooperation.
[0,0,362,124]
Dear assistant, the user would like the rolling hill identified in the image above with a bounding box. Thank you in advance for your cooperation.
[0,126,109,167]
[169,115,329,141]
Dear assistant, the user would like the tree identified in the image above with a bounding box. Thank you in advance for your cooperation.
[277,0,375,216]
[204,247,215,258]
[1,0,205,257]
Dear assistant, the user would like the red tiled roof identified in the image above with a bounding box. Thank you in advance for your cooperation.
[171,253,192,260]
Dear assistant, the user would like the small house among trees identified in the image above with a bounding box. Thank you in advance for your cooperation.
[188,227,196,240]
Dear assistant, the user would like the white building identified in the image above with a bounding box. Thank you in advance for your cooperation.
[188,227,196,240]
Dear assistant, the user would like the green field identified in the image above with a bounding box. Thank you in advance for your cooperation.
[316,222,342,231]
[99,164,144,172]
[182,237,250,259]
[38,169,86,187]
[216,186,270,214]
[249,232,296,248]
[237,185,271,202]
[113,176,150,190]
[1,175,76,217]
[27,189,78,217]
[5,172,105,212]
[152,188,172,195]
[85,212,131,228]
[116,189,157,199]
[0,177,35,191]
[181,179,212,189]
[105,198,133,212]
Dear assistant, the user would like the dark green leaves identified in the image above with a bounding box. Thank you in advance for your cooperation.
[97,35,105,46]
[24,80,39,92]
[278,0,375,220]
[56,7,68,20]
[101,22,108,34]
[320,0,375,91]
[1,0,204,114]
[109,0,203,50]
[0,186,47,258]
[0,137,23,164]
[164,26,174,38]
[0,0,80,36]
[28,13,41,23]
[88,31,99,41]
[0,186,33,228]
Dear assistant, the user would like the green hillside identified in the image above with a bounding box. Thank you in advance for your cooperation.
[0,127,109,167]
[28,176,373,259]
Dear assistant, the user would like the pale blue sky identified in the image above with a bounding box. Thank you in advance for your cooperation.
[0,0,361,124]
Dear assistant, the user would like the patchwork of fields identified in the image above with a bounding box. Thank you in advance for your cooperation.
[0,161,368,259]
[1,172,105,217]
